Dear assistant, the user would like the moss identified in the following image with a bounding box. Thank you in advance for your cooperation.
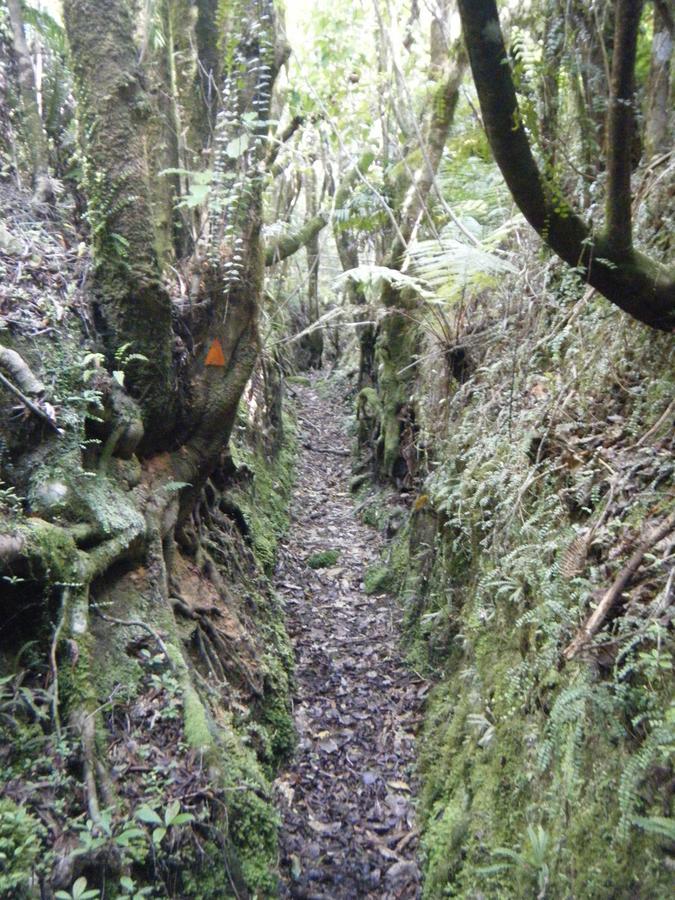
[286,374,311,386]
[307,549,340,569]
[0,798,47,897]
[363,563,393,594]
[183,682,215,754]
[399,307,675,898]
[374,305,421,480]
[230,410,297,573]
[214,713,280,897]
[58,632,97,716]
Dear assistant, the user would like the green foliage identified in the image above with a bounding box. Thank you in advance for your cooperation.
[55,877,100,900]
[0,798,45,896]
[307,548,340,569]
[159,167,213,209]
[403,261,675,896]
[363,563,393,594]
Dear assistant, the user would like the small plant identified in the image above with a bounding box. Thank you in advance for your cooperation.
[0,798,46,895]
[306,549,340,569]
[135,799,194,846]
[117,874,154,898]
[480,824,551,897]
[0,480,23,512]
[55,876,100,900]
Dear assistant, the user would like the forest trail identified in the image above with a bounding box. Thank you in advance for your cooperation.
[274,378,426,899]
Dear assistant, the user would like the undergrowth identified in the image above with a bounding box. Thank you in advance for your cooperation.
[397,258,674,898]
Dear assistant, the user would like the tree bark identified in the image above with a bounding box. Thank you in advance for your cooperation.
[175,0,280,507]
[645,0,673,158]
[457,0,675,332]
[5,0,50,189]
[303,161,323,367]
[64,0,176,444]
[605,0,642,255]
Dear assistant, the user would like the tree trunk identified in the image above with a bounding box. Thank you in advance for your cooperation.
[304,161,323,368]
[605,0,642,255]
[64,0,176,444]
[5,0,50,192]
[645,0,673,158]
[367,7,465,483]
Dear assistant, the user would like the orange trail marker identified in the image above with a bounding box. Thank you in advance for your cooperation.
[205,338,226,367]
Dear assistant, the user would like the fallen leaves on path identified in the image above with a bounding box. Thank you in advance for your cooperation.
[275,378,426,899]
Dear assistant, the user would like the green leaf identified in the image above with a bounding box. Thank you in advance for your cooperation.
[135,805,162,826]
[225,135,250,158]
[72,877,89,899]
[152,826,167,845]
[165,799,180,826]
[633,815,675,841]
[169,812,194,826]
[115,827,145,846]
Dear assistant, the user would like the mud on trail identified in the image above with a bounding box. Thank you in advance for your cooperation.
[274,378,426,899]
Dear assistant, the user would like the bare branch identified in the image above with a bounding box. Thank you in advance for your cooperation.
[564,509,675,660]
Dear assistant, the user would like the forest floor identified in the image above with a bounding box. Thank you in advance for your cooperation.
[274,377,426,899]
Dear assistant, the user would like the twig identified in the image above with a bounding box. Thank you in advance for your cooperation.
[49,586,69,740]
[563,509,675,660]
[302,442,350,457]
[93,607,178,672]
[0,370,61,432]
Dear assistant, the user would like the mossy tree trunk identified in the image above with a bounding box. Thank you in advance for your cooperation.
[361,1,465,483]
[63,0,177,445]
[6,0,50,193]
[332,150,376,386]
[303,158,323,368]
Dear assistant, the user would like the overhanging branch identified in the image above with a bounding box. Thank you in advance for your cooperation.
[457,0,675,331]
[265,212,328,266]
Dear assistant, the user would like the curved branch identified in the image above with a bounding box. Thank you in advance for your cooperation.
[457,0,675,331]
[264,212,328,266]
[564,509,675,660]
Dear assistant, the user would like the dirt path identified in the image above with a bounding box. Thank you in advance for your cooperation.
[274,378,425,899]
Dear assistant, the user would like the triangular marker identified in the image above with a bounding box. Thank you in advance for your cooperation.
[205,338,226,367]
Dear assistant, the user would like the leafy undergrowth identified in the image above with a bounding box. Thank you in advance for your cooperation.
[368,249,674,897]
[1,650,257,899]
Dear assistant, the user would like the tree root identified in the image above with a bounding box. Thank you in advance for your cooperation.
[92,607,178,673]
[0,343,45,395]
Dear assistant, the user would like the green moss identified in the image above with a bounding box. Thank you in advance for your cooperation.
[230,410,297,572]
[214,714,280,897]
[363,563,393,594]
[0,798,47,897]
[183,683,214,754]
[307,549,340,569]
